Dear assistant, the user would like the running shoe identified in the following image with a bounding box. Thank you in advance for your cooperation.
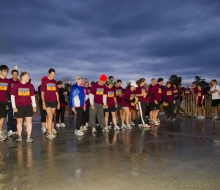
[102,127,109,133]
[80,126,87,131]
[92,128,97,133]
[121,124,127,129]
[114,126,120,130]
[172,118,176,122]
[41,128,47,134]
[212,116,218,120]
[56,123,61,128]
[153,121,160,126]
[108,125,112,130]
[60,123,66,128]
[75,130,84,136]
[130,121,135,126]
[52,129,57,135]
[126,125,132,130]
[85,122,89,128]
[26,137,34,143]
[47,134,55,140]
[8,130,15,137]
[16,136,22,142]
[138,124,143,127]
[143,124,150,128]
[156,118,160,123]
[167,118,170,122]
[201,116,205,120]
[197,116,202,119]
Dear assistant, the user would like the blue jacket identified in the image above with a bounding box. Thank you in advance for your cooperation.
[69,84,85,108]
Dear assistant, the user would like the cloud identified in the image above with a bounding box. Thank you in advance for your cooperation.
[0,0,220,88]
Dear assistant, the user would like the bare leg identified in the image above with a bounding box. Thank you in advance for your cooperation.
[25,117,33,137]
[105,112,109,126]
[16,118,23,137]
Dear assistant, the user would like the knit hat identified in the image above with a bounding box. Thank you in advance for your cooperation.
[158,78,164,82]
[100,74,107,82]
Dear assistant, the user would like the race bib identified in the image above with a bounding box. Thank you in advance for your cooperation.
[47,83,56,91]
[96,88,104,95]
[158,88,162,93]
[0,82,8,91]
[108,91,114,98]
[116,89,122,96]
[167,91,172,96]
[18,88,30,96]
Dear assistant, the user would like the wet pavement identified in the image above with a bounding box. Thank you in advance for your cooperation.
[1,115,220,190]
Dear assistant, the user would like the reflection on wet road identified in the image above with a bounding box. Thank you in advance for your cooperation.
[0,115,220,190]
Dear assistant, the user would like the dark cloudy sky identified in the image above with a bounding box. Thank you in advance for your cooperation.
[1,0,220,88]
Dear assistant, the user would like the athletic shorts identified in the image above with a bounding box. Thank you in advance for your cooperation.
[104,106,116,112]
[212,99,220,107]
[14,104,33,118]
[198,102,205,107]
[149,102,160,111]
[45,101,58,108]
[117,103,122,110]
[0,102,7,118]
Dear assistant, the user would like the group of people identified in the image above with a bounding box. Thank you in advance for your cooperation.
[0,64,220,142]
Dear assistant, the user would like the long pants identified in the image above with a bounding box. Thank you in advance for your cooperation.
[75,107,84,130]
[138,102,147,124]
[82,104,90,126]
[166,102,174,119]
[89,103,105,129]
[7,102,17,132]
[39,104,46,123]
[56,106,65,123]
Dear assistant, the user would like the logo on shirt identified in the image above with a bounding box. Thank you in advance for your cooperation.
[18,88,30,96]
[116,89,122,96]
[96,88,104,95]
[167,91,172,96]
[174,89,178,93]
[0,83,8,91]
[141,89,146,94]
[130,94,135,100]
[185,90,190,94]
[47,83,56,91]
[158,88,162,94]
[108,91,114,98]
[198,92,201,97]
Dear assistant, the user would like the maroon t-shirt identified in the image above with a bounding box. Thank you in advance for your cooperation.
[192,87,198,94]
[173,87,180,100]
[121,88,136,107]
[11,82,35,106]
[148,84,154,103]
[115,86,123,103]
[0,78,11,103]
[151,84,162,102]
[183,88,191,96]
[40,79,58,102]
[196,89,205,103]
[9,78,19,88]
[136,85,146,102]
[90,82,107,104]
[84,86,91,105]
[163,87,174,102]
[106,87,116,107]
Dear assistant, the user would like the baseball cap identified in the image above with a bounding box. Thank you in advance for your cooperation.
[75,76,83,81]
[130,81,138,87]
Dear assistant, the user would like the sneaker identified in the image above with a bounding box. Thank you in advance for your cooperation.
[126,125,132,130]
[26,137,34,143]
[8,130,15,137]
[143,124,150,128]
[80,126,87,131]
[47,134,55,140]
[102,127,109,133]
[108,125,112,130]
[197,116,202,120]
[167,118,170,122]
[85,122,89,128]
[52,129,57,135]
[130,121,135,126]
[156,118,160,123]
[0,132,7,141]
[110,122,113,125]
[60,123,66,128]
[16,136,22,142]
[121,124,127,129]
[75,129,84,136]
[114,125,120,130]
[138,124,143,127]
[92,128,97,133]
[201,116,205,120]
[153,121,160,126]
[212,116,218,120]
[56,123,61,128]
[41,128,47,134]
[172,118,176,122]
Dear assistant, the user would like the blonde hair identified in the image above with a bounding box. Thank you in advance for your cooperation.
[20,71,29,81]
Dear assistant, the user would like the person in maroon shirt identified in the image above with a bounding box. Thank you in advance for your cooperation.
[115,80,124,124]
[121,81,138,129]
[183,84,191,100]
[196,84,206,119]
[40,68,60,140]
[11,72,36,142]
[0,65,11,141]
[172,83,180,120]
[162,81,175,122]
[104,80,120,130]
[82,78,91,130]
[148,78,156,124]
[191,82,198,116]
[89,74,108,133]
[136,78,150,128]
[7,69,19,136]
[150,78,163,125]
